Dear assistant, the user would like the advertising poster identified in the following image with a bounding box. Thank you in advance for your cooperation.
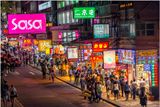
[104,51,116,69]
[38,40,52,52]
[8,14,46,34]
[67,47,78,60]
[118,49,135,64]
[94,24,109,38]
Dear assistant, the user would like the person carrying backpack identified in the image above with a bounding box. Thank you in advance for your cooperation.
[10,85,18,107]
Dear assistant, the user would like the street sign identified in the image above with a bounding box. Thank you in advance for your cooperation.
[73,7,95,19]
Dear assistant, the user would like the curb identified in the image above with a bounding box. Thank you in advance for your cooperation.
[30,65,121,107]
[55,76,121,107]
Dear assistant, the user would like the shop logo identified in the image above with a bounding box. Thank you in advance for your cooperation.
[12,18,42,30]
[8,14,46,34]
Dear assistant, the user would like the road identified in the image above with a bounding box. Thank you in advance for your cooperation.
[3,65,115,107]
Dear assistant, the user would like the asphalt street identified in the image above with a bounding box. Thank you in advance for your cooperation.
[3,65,115,107]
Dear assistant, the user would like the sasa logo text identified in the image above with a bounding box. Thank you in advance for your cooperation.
[12,18,42,30]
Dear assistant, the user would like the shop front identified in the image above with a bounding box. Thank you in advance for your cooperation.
[136,49,159,87]
[78,44,92,67]
[52,44,69,75]
[117,49,136,83]
[92,42,109,70]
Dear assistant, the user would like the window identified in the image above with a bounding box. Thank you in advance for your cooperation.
[58,11,79,25]
[120,22,135,37]
[63,12,65,24]
[136,23,155,36]
[146,23,154,36]
[130,23,135,36]
[66,11,70,23]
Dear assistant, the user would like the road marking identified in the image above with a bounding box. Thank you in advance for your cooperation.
[29,71,35,75]
[10,71,20,75]
[15,99,24,107]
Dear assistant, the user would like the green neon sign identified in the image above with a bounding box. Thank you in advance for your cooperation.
[73,7,95,19]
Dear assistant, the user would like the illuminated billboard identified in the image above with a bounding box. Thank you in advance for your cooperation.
[104,51,116,69]
[94,24,109,38]
[38,40,52,52]
[67,47,78,61]
[8,14,46,34]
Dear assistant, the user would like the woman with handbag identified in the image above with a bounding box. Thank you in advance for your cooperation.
[10,85,18,107]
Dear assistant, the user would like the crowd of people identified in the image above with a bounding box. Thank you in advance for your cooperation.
[1,43,148,106]
[1,43,22,107]
[66,64,147,106]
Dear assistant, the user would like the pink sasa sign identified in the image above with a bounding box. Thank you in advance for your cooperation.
[8,14,46,34]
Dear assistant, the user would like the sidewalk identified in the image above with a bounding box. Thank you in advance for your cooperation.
[30,64,160,107]
[1,98,24,107]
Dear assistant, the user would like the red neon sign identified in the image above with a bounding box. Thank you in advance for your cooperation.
[93,42,109,52]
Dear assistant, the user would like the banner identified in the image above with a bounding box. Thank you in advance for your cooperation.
[8,14,46,34]
[104,51,116,69]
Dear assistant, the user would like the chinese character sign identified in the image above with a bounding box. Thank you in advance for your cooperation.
[38,40,52,52]
[67,47,78,60]
[94,24,109,38]
[8,14,46,34]
[93,42,109,52]
[104,51,116,69]
[23,39,32,47]
[73,7,95,19]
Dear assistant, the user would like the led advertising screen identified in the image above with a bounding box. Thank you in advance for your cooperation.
[118,49,135,64]
[94,24,109,38]
[104,51,116,69]
[67,47,78,60]
[8,14,46,34]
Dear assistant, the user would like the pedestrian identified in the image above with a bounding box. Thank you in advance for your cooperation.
[132,79,138,100]
[113,79,119,100]
[74,69,80,85]
[130,80,133,98]
[139,78,146,95]
[50,67,55,83]
[80,72,86,93]
[124,81,130,101]
[139,92,147,107]
[2,80,10,107]
[105,77,111,99]
[120,78,125,97]
[69,68,73,82]
[10,85,18,107]
[96,82,102,103]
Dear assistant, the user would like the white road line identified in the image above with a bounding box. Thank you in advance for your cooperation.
[10,71,20,75]
[15,99,24,107]
[29,71,35,75]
